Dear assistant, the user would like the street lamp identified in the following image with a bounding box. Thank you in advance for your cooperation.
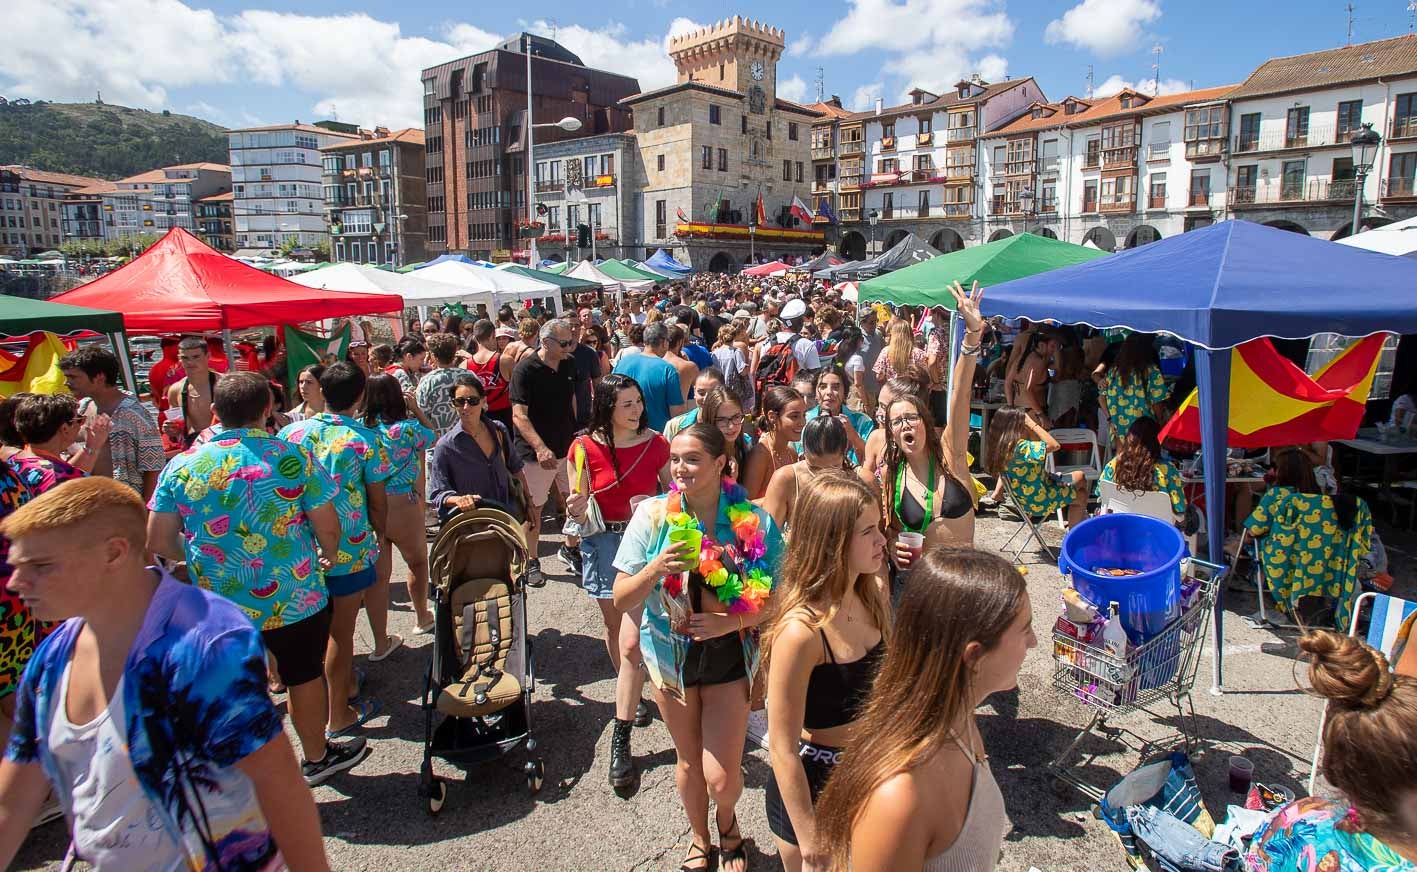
[392,212,408,268]
[867,208,879,256]
[1349,121,1382,236]
[749,221,757,264]
[525,33,586,264]
[1017,188,1036,235]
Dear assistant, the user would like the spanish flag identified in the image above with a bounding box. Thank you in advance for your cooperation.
[0,333,73,398]
[1160,334,1386,448]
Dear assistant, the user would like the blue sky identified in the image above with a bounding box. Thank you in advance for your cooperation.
[3,0,1413,132]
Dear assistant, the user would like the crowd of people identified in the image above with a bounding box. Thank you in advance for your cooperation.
[0,263,1407,872]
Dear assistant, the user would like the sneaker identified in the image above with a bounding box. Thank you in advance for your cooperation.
[525,558,547,588]
[302,738,371,787]
[558,543,583,575]
[608,719,638,788]
[633,700,653,728]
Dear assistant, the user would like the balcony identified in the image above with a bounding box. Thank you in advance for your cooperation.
[535,180,564,194]
[811,146,835,160]
[1039,158,1060,175]
[1101,146,1137,169]
[946,126,977,142]
[840,140,865,155]
[839,173,864,189]
[880,136,896,151]
[1099,193,1136,213]
[1083,153,1100,170]
[1188,190,1214,208]
[1391,117,1417,140]
[916,132,933,147]
[1383,177,1417,199]
[1228,178,1358,207]
[811,179,833,194]
[1148,194,1167,210]
[1146,142,1172,162]
[880,206,894,219]
[945,163,975,180]
[1039,199,1057,214]
[990,196,1019,215]
[839,207,862,221]
[1231,124,1343,155]
[1081,199,1099,214]
[1004,160,1036,176]
[943,202,972,218]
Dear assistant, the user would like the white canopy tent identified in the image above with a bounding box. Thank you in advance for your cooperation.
[563,260,656,297]
[416,260,562,312]
[1335,215,1417,257]
[288,262,498,309]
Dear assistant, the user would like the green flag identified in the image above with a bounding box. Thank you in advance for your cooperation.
[284,323,351,394]
[441,302,470,320]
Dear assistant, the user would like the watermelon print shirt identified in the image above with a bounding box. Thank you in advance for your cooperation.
[150,428,337,630]
[279,413,393,575]
[376,418,435,496]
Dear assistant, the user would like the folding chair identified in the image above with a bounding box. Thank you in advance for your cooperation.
[999,476,1058,564]
[1308,591,1417,795]
[1047,428,1102,526]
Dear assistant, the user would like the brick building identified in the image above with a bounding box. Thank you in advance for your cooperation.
[321,127,429,267]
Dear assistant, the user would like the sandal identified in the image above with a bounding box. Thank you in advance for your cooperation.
[717,814,747,872]
[681,840,718,872]
[326,697,382,739]
[368,633,403,662]
[347,667,367,704]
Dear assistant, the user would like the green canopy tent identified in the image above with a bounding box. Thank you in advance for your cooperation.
[597,259,671,283]
[0,296,139,392]
[395,262,425,273]
[499,265,601,291]
[539,262,570,275]
[857,232,1108,308]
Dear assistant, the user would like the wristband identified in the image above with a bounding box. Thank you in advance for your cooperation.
[960,341,982,355]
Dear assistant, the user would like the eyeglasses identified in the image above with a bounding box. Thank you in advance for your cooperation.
[451,396,483,408]
[714,414,745,428]
[891,413,925,430]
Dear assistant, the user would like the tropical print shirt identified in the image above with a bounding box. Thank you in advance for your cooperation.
[1245,797,1414,872]
[8,569,285,872]
[1243,487,1372,629]
[415,366,464,439]
[376,418,435,496]
[1005,440,1076,517]
[11,454,85,497]
[279,413,393,575]
[150,428,336,630]
[1102,365,1169,438]
[0,461,33,697]
[1098,457,1186,515]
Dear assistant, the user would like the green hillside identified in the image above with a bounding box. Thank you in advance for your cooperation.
[0,100,228,179]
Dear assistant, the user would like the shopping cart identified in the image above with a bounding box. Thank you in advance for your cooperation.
[1047,558,1225,801]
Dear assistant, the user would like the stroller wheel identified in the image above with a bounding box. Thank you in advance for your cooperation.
[426,779,448,816]
[525,759,545,794]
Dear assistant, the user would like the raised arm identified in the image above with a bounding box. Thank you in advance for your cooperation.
[943,281,984,475]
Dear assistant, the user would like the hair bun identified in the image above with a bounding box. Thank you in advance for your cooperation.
[1301,630,1394,709]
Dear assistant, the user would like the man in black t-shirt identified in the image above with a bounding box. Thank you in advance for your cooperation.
[510,318,578,586]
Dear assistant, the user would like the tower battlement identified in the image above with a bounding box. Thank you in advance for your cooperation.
[668,16,786,53]
[668,16,786,84]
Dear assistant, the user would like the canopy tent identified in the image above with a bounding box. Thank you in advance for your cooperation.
[1334,214,1417,258]
[597,259,669,284]
[0,297,137,392]
[415,260,561,311]
[643,248,694,276]
[814,258,871,280]
[978,219,1417,690]
[52,227,403,334]
[835,233,940,280]
[563,260,656,296]
[742,260,790,277]
[857,233,1108,307]
[792,251,844,274]
[287,262,497,308]
[416,253,486,269]
[494,264,603,292]
[834,281,859,303]
[395,262,425,273]
[636,260,684,280]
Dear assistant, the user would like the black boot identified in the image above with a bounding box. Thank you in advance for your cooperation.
[608,718,638,788]
[634,699,653,727]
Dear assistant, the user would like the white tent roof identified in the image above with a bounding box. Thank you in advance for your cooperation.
[288,262,496,307]
[1335,215,1417,257]
[415,260,560,308]
[563,260,656,294]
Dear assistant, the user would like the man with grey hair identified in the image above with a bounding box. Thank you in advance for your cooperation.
[611,320,687,432]
[510,318,579,586]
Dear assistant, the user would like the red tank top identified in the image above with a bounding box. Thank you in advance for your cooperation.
[465,353,511,410]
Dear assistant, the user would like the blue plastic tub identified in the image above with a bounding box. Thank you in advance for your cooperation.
[1059,514,1185,644]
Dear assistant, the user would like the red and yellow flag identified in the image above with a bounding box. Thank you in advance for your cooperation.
[1160,334,1386,448]
[0,333,73,398]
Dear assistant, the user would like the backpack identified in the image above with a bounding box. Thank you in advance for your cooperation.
[756,333,801,398]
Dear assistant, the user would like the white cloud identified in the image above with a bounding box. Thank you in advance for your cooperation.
[851,82,884,111]
[788,34,813,57]
[523,18,703,92]
[778,75,809,103]
[818,0,1013,56]
[1093,73,1189,97]
[444,23,506,54]
[1045,0,1161,57]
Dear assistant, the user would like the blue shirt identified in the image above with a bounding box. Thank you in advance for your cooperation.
[613,353,684,432]
[681,341,714,371]
[376,418,436,496]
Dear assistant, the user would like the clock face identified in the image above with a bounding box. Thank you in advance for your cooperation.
[750,61,765,81]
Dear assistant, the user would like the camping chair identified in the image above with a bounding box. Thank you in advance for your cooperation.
[1307,591,1417,795]
[999,476,1058,564]
[1096,480,1196,554]
[1048,428,1103,526]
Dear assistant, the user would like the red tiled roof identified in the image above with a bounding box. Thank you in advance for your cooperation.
[168,162,230,172]
[0,166,107,188]
[197,191,235,202]
[986,85,1236,135]
[72,181,120,196]
[1229,34,1417,99]
[843,78,1037,123]
[321,127,425,150]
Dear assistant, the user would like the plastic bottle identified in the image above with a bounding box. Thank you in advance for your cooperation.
[1101,601,1131,703]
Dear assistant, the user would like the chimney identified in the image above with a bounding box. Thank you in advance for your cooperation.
[374,126,390,137]
[970,73,983,85]
[828,94,842,108]
[874,97,883,116]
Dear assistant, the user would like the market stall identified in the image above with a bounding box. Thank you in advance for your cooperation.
[290,261,498,310]
[414,259,562,312]
[0,297,137,392]
[641,248,694,278]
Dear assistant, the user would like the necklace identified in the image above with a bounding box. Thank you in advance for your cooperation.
[664,478,774,613]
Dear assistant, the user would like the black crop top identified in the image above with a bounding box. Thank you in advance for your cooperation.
[803,629,885,730]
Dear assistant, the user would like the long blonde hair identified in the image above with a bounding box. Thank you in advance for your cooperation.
[763,473,890,675]
[816,548,1027,869]
[885,318,915,378]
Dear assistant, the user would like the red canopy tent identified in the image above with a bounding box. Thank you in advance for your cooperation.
[742,260,790,277]
[51,228,403,333]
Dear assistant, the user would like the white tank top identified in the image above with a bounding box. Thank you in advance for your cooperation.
[922,734,1010,872]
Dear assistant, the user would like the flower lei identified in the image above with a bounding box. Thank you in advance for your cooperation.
[663,477,773,614]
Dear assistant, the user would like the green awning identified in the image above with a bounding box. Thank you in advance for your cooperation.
[596,260,668,282]
[539,262,570,274]
[396,262,424,273]
[0,296,127,337]
[858,232,1109,308]
[501,265,601,290]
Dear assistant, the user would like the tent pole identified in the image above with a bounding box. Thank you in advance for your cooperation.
[1196,346,1231,695]
[222,329,237,374]
[112,330,138,394]
[947,311,960,412]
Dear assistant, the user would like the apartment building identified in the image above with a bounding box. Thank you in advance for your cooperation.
[0,166,106,257]
[196,191,235,252]
[622,17,823,270]
[833,76,1043,260]
[228,122,360,250]
[807,95,855,243]
[421,33,639,261]
[530,132,643,262]
[321,127,429,267]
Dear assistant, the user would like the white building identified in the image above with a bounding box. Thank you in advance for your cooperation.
[228,123,359,250]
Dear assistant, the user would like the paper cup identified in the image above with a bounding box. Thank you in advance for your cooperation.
[667,528,703,569]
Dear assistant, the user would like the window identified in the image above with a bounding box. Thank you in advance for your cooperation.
[742,115,748,134]
[783,159,792,181]
[881,192,894,219]
[657,154,666,172]
[1040,138,1059,172]
[1234,165,1257,202]
[766,121,772,141]
[879,158,899,175]
[588,203,601,228]
[796,161,804,182]
[718,148,727,172]
[1084,137,1100,168]
[917,189,930,217]
[1337,99,1364,135]
[1082,180,1098,211]
[1237,113,1261,151]
[423,78,435,96]
[1189,169,1211,206]
[788,122,799,141]
[703,146,713,169]
[1041,180,1057,211]
[1151,121,1171,144]
[710,105,721,125]
[368,242,377,263]
[918,117,932,135]
[655,200,667,238]
[1100,175,1133,206]
[657,107,665,127]
[1281,159,1306,199]
[1285,107,1310,148]
[883,122,895,139]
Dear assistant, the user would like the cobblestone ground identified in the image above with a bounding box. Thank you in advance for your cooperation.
[18,510,1410,871]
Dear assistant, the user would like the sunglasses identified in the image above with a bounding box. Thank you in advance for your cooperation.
[452,396,483,408]
[551,338,575,349]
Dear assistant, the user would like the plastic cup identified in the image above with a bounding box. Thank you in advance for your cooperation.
[898,531,925,566]
[667,528,703,569]
[1228,755,1255,794]
[629,494,649,512]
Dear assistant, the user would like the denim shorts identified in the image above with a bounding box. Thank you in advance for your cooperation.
[578,531,623,600]
[326,565,377,598]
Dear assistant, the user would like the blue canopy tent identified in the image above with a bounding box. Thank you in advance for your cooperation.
[977,220,1417,690]
[415,254,494,269]
[643,248,694,277]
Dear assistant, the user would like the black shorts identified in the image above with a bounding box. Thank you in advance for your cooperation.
[261,603,333,687]
[681,634,747,688]
[765,740,844,844]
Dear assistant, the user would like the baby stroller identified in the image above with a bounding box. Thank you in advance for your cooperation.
[419,502,542,814]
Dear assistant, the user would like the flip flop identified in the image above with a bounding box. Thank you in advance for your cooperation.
[347,667,366,704]
[326,697,382,740]
[368,634,403,662]
[414,619,435,635]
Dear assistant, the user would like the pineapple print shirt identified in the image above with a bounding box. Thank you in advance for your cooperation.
[150,428,337,629]
[278,413,394,576]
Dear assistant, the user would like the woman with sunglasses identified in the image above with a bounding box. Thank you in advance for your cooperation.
[429,374,529,524]
[10,394,88,496]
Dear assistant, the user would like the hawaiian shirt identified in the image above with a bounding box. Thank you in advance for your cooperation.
[11,454,85,497]
[1098,458,1186,515]
[377,418,435,495]
[1243,487,1372,629]
[81,394,165,493]
[1102,365,1169,438]
[1245,797,1414,872]
[0,461,33,697]
[1005,440,1076,517]
[8,569,285,871]
[415,366,464,439]
[150,428,336,630]
[613,492,783,701]
[279,413,393,575]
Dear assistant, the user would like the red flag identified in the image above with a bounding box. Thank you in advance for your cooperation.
[676,206,689,222]
[755,192,767,227]
[790,195,814,224]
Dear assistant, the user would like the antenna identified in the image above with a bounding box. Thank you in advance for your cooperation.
[1409,0,1415,32]
[815,66,825,102]
[1151,43,1163,95]
[330,104,338,122]
[1346,2,1355,44]
[1086,64,1094,99]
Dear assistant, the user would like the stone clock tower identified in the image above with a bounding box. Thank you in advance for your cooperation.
[667,17,785,112]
